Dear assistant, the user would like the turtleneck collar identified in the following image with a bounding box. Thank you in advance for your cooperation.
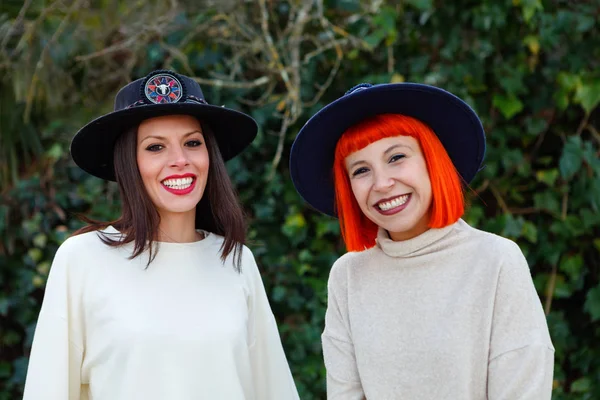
[375,219,464,258]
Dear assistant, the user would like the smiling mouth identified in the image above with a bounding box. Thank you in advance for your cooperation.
[161,177,195,190]
[376,194,410,211]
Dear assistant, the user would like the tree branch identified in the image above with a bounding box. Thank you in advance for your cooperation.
[24,0,85,121]
[192,76,270,89]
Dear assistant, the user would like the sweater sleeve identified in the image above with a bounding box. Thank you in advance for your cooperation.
[23,239,84,400]
[245,249,300,400]
[322,257,365,400]
[487,240,555,400]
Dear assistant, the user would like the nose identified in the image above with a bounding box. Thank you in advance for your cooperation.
[169,145,190,169]
[372,168,394,191]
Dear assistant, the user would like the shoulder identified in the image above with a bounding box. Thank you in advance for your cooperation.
[456,220,531,283]
[46,229,112,285]
[56,228,115,257]
[50,227,134,278]
[456,220,524,259]
[328,247,378,286]
[204,232,255,265]
[205,233,259,274]
[239,243,258,270]
[332,248,369,267]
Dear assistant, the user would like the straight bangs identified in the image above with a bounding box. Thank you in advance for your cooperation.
[333,114,464,252]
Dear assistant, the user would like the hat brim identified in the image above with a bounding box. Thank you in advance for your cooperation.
[289,83,486,217]
[70,103,257,181]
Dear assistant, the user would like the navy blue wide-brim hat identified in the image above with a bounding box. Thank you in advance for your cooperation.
[70,69,258,181]
[289,83,486,217]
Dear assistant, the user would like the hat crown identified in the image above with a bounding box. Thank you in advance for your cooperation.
[289,82,486,217]
[113,70,207,111]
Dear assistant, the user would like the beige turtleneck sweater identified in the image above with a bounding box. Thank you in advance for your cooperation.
[322,219,554,400]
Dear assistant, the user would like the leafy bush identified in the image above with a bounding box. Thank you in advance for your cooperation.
[1,1,599,399]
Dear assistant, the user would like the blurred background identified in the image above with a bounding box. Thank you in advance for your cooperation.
[0,0,599,398]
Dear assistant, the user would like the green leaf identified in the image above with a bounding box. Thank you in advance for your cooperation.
[46,143,64,160]
[0,298,9,316]
[27,248,43,263]
[282,212,307,239]
[32,233,47,248]
[580,208,600,229]
[559,254,583,283]
[521,221,538,243]
[571,377,591,392]
[535,169,559,186]
[523,35,540,55]
[519,0,543,22]
[271,286,286,303]
[557,72,580,92]
[36,261,51,277]
[492,94,524,119]
[364,30,387,49]
[372,7,397,31]
[553,89,570,110]
[406,0,433,11]
[315,219,340,238]
[576,15,595,32]
[584,285,600,321]
[559,136,583,179]
[588,178,600,211]
[0,361,11,379]
[582,141,600,173]
[574,81,600,114]
[501,214,523,239]
[534,192,560,215]
[562,215,587,237]
[553,274,573,298]
[335,0,360,12]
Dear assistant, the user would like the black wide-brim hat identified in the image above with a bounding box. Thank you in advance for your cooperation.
[71,70,258,181]
[289,83,486,217]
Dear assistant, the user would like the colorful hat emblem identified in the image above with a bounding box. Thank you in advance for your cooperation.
[143,72,183,104]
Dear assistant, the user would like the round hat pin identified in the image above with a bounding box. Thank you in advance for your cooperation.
[143,72,184,104]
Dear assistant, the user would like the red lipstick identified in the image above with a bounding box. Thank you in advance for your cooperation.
[161,173,196,195]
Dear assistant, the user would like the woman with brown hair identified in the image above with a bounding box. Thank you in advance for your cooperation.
[23,70,299,400]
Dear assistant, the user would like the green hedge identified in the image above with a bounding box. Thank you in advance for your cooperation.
[1,1,599,399]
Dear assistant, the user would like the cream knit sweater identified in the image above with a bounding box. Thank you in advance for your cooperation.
[23,227,299,400]
[322,219,554,400]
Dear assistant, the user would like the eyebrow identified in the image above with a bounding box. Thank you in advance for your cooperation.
[140,130,202,144]
[384,143,412,154]
[347,143,413,169]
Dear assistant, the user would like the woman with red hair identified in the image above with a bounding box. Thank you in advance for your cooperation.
[290,83,554,399]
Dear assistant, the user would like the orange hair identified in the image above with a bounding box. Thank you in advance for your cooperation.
[333,114,464,251]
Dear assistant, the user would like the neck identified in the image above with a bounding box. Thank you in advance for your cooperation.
[157,210,200,243]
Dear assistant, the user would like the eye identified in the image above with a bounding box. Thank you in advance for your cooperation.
[351,167,369,177]
[389,154,405,163]
[146,144,163,152]
[185,140,203,147]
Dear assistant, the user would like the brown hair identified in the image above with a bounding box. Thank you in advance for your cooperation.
[74,120,246,270]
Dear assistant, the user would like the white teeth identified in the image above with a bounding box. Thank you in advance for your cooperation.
[162,177,194,190]
[377,194,409,211]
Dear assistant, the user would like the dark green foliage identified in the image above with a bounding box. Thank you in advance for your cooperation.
[1,1,599,398]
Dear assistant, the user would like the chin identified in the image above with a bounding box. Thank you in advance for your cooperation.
[158,200,201,214]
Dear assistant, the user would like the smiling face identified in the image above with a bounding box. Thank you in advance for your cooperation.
[136,114,209,223]
[345,135,432,241]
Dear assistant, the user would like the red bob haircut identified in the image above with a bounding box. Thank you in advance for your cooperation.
[333,114,464,252]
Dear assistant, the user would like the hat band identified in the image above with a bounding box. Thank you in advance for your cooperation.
[126,95,208,109]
